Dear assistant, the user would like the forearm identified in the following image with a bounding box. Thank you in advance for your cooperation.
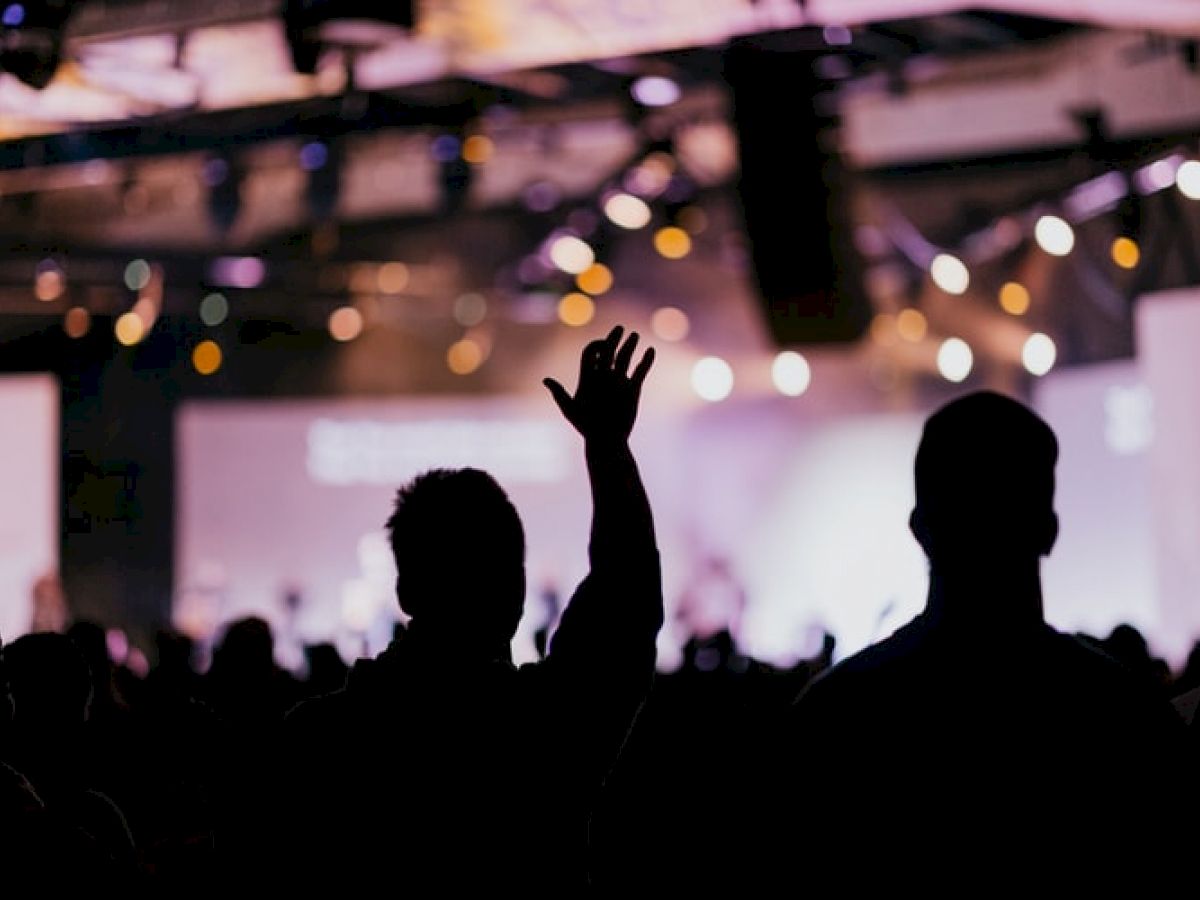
[584,438,657,572]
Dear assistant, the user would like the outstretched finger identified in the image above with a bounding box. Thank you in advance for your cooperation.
[631,346,656,390]
[614,331,639,377]
[543,378,574,418]
[597,325,623,370]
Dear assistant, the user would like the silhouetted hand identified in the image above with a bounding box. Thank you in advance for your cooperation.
[544,326,655,443]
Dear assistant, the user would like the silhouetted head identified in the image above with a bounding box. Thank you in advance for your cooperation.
[386,468,526,653]
[3,633,93,728]
[212,616,276,679]
[910,392,1058,571]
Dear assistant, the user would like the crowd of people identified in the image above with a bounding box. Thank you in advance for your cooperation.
[2,326,1197,890]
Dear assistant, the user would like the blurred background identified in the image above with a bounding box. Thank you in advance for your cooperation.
[0,0,1199,670]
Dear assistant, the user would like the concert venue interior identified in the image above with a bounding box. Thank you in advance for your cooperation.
[1,1,1199,887]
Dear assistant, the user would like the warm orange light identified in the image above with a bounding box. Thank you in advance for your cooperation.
[870,313,897,346]
[35,270,64,302]
[114,312,146,346]
[462,135,495,165]
[1111,237,1140,270]
[896,308,927,343]
[576,263,613,296]
[447,339,484,375]
[377,262,409,294]
[654,226,692,259]
[63,307,90,339]
[328,306,364,342]
[557,292,595,327]
[192,340,223,375]
[999,282,1031,316]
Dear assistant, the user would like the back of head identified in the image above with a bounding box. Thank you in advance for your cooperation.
[386,468,526,647]
[3,632,93,727]
[912,391,1058,569]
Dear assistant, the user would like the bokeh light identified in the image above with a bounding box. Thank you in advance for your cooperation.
[1176,160,1200,200]
[692,357,734,402]
[604,192,652,229]
[631,76,681,107]
[772,351,812,397]
[115,312,146,346]
[549,236,595,275]
[35,269,64,302]
[937,338,973,383]
[896,308,928,343]
[63,307,90,339]
[654,226,691,260]
[651,306,690,342]
[328,306,364,342]
[1022,332,1057,376]
[124,259,152,291]
[929,253,969,295]
[576,263,613,296]
[377,262,409,294]
[1035,215,1075,256]
[199,292,229,326]
[557,292,595,327]
[453,293,488,327]
[192,340,223,375]
[462,135,494,165]
[447,338,484,375]
[1111,237,1140,270]
[999,282,1031,316]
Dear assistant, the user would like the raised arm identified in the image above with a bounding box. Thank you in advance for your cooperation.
[543,325,657,576]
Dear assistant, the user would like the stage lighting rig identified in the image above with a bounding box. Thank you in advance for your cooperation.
[0,1,75,90]
[283,0,416,76]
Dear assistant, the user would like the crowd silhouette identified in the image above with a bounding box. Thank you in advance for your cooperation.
[2,326,1198,891]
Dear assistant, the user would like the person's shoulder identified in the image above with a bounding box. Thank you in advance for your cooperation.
[795,619,925,711]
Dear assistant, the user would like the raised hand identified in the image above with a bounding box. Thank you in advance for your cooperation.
[544,326,655,443]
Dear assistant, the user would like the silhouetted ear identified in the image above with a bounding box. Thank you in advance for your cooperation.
[1039,511,1059,556]
[909,508,932,556]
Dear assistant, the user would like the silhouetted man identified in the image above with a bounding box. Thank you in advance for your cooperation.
[786,392,1191,879]
[279,327,661,891]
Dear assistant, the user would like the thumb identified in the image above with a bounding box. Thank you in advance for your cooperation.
[543,378,574,417]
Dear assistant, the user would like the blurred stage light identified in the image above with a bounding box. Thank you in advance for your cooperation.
[937,338,973,383]
[549,236,595,274]
[34,268,63,302]
[462,135,494,165]
[454,293,488,327]
[631,76,681,107]
[999,282,1031,316]
[692,356,734,402]
[124,259,151,292]
[654,226,691,259]
[447,338,484,375]
[896,308,927,343]
[1111,236,1140,269]
[576,263,613,296]
[3,4,25,27]
[63,307,89,339]
[377,262,409,294]
[522,181,561,213]
[192,340,223,376]
[199,292,229,326]
[210,256,266,289]
[430,134,460,163]
[651,306,689,342]
[328,306,363,342]
[870,313,897,346]
[557,292,595,327]
[603,193,652,230]
[299,141,329,171]
[772,351,811,397]
[1143,157,1180,192]
[1176,160,1200,199]
[823,25,852,46]
[929,253,969,295]
[114,312,146,347]
[1035,215,1074,256]
[1022,333,1056,376]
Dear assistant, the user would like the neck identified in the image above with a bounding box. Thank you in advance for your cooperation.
[924,555,1045,633]
[402,619,513,665]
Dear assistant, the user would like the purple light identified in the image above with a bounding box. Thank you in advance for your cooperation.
[202,157,229,187]
[521,180,561,213]
[823,25,852,46]
[430,135,461,163]
[299,141,329,171]
[631,76,681,108]
[210,256,266,289]
[2,4,25,27]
